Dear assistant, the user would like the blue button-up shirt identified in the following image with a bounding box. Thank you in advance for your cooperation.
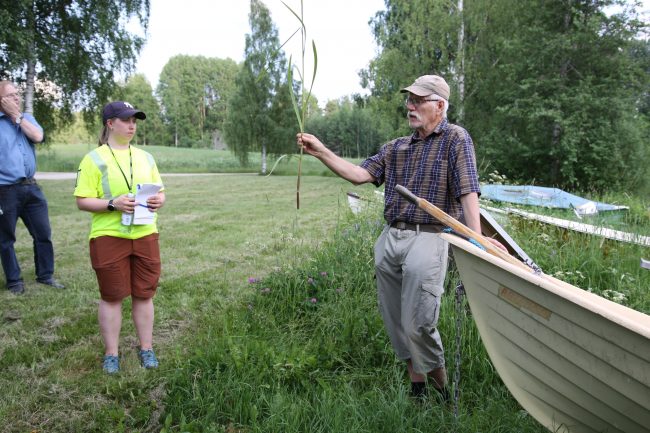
[0,111,42,185]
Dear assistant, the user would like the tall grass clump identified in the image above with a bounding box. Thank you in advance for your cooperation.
[160,212,548,433]
[481,193,650,313]
[284,0,317,209]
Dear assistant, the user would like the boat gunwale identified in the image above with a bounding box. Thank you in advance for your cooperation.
[441,232,650,339]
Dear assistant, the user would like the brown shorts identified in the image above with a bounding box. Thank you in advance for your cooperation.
[89,233,161,302]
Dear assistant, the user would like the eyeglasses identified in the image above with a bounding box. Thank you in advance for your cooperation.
[404,96,442,107]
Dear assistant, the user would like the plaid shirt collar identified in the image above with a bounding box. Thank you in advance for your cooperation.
[409,117,449,144]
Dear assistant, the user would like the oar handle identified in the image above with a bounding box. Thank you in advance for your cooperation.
[395,184,419,205]
[395,184,534,273]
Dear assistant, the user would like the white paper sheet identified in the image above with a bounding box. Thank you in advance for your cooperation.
[133,183,162,225]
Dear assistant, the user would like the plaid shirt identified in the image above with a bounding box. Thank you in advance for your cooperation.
[360,118,480,225]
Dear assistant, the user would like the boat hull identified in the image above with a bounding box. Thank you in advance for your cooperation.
[442,233,650,433]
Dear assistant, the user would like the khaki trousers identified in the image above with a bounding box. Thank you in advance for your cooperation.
[374,226,449,374]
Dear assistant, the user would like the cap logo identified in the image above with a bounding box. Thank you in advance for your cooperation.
[123,102,134,108]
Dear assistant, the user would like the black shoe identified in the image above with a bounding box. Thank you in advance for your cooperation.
[410,382,427,399]
[8,282,25,295]
[37,278,65,289]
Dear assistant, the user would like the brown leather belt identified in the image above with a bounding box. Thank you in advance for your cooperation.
[390,221,442,233]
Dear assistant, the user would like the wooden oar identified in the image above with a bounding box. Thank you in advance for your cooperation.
[395,184,536,274]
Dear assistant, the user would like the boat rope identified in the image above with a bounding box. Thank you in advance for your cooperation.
[525,259,543,275]
[453,282,465,424]
[442,227,486,251]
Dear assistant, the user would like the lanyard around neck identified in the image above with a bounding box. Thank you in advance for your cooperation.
[107,144,133,192]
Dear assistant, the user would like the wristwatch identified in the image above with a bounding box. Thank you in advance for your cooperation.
[15,114,23,125]
[107,199,116,211]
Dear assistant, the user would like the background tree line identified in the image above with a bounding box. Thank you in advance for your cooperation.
[364,0,649,192]
[1,0,647,192]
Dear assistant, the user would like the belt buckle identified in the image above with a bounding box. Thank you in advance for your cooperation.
[394,221,407,230]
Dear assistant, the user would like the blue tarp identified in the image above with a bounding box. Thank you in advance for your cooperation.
[481,185,628,213]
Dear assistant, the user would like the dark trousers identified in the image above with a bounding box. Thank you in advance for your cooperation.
[0,182,55,287]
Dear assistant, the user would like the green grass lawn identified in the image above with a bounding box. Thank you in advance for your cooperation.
[37,142,357,176]
[0,174,375,432]
[1,150,648,432]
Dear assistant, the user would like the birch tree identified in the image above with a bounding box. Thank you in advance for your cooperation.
[223,0,289,172]
[0,0,149,135]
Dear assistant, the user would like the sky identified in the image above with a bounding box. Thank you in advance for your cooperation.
[133,0,386,105]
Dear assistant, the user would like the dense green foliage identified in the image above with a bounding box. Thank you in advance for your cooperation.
[365,0,649,192]
[157,55,239,148]
[117,74,170,146]
[306,97,394,158]
[223,0,296,170]
[0,0,149,134]
[474,1,648,192]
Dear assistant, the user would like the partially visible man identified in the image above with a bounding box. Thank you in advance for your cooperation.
[0,81,64,294]
[298,75,501,402]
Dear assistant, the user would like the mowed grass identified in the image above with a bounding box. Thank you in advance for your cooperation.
[0,174,375,432]
[37,142,353,176]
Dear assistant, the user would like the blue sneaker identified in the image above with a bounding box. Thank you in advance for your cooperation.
[139,349,159,369]
[102,355,119,374]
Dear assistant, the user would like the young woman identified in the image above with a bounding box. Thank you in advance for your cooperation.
[74,101,165,374]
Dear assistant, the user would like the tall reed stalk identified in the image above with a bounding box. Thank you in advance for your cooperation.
[283,0,317,209]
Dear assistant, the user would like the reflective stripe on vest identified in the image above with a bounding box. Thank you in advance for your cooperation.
[88,149,113,199]
[87,147,156,200]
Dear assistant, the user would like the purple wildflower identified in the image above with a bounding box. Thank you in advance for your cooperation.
[307,277,315,285]
[248,277,258,284]
[310,297,318,304]
[320,272,328,277]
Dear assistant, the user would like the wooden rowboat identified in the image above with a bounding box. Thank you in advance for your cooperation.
[443,232,650,433]
[393,184,650,432]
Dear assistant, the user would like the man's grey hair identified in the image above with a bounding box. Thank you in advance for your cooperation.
[0,80,15,94]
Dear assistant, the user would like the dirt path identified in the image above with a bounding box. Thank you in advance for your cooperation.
[35,172,254,180]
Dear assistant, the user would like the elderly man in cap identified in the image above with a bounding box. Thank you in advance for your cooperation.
[297,74,488,401]
[0,80,64,295]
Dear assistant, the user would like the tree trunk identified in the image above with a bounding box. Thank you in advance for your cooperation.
[356,122,360,158]
[261,143,267,174]
[199,96,205,142]
[456,0,465,123]
[24,58,36,114]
